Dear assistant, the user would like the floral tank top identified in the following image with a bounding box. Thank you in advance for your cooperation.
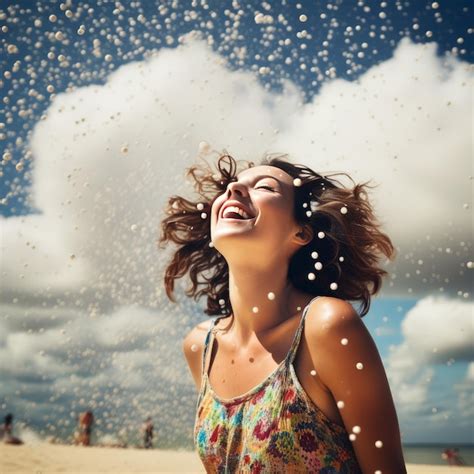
[194,295,363,473]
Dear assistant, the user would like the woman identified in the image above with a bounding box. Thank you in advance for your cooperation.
[159,152,407,473]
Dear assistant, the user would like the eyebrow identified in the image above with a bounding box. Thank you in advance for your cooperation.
[236,174,283,185]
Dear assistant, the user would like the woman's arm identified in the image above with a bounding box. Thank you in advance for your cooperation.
[306,298,407,474]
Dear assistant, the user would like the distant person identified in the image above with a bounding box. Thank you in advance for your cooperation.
[442,447,467,466]
[1,413,24,445]
[142,417,154,449]
[77,410,94,446]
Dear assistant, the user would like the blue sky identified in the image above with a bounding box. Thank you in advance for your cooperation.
[0,1,472,447]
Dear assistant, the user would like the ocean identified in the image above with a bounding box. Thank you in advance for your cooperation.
[402,444,473,466]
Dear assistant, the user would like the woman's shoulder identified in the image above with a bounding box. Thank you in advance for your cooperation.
[182,318,217,391]
[182,318,214,351]
[304,295,359,332]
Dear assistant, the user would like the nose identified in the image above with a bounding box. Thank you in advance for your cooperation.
[226,180,247,198]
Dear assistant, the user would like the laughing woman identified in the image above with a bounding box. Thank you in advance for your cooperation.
[158,152,407,473]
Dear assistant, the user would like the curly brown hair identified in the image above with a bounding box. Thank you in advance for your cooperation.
[157,152,396,318]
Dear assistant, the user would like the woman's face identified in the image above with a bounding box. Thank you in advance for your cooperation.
[210,165,301,262]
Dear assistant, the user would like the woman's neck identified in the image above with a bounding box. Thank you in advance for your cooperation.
[225,263,302,347]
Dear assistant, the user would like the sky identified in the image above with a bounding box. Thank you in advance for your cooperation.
[0,0,473,448]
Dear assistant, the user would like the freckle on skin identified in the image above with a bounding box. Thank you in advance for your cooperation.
[249,357,254,363]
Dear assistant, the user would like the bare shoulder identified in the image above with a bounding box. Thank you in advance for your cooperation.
[305,295,360,334]
[182,318,214,392]
[303,295,369,388]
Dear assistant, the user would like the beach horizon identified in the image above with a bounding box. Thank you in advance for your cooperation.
[0,442,472,473]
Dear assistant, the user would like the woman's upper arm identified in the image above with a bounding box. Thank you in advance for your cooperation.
[306,298,407,474]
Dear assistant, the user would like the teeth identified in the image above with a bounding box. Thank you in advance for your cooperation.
[223,205,251,219]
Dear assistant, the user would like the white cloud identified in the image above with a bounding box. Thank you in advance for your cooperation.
[385,295,473,417]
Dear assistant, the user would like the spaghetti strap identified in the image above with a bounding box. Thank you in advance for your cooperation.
[287,295,322,365]
[200,316,223,376]
[196,317,219,410]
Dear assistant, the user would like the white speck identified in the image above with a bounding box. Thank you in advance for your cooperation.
[120,145,128,154]
[310,369,317,376]
[340,206,348,214]
[466,261,473,269]
[267,292,275,300]
[293,178,302,187]
[349,433,356,441]
[198,141,211,154]
[219,299,225,306]
[318,231,325,239]
[306,210,312,217]
[130,224,138,232]
[314,262,322,270]
[337,400,345,409]
[197,203,204,211]
[379,11,386,19]
[432,2,439,8]
[311,251,319,259]
[356,362,364,370]
[330,282,338,290]
[15,162,24,172]
[375,471,382,474]
[191,344,198,352]
[339,256,344,262]
[308,273,315,280]
[352,425,361,434]
[252,306,259,313]
[375,440,383,448]
[299,14,308,22]
[341,338,348,345]
[200,212,207,219]
[208,242,214,248]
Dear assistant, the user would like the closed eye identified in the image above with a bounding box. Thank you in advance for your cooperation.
[256,185,274,191]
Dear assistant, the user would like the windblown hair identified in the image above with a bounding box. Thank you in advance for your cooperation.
[158,152,396,318]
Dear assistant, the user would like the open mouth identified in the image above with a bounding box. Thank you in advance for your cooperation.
[220,205,256,221]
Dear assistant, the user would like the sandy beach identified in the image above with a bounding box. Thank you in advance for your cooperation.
[0,443,472,473]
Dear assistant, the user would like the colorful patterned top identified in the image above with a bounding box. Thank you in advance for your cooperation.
[194,295,363,473]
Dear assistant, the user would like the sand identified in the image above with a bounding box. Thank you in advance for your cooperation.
[0,443,472,473]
